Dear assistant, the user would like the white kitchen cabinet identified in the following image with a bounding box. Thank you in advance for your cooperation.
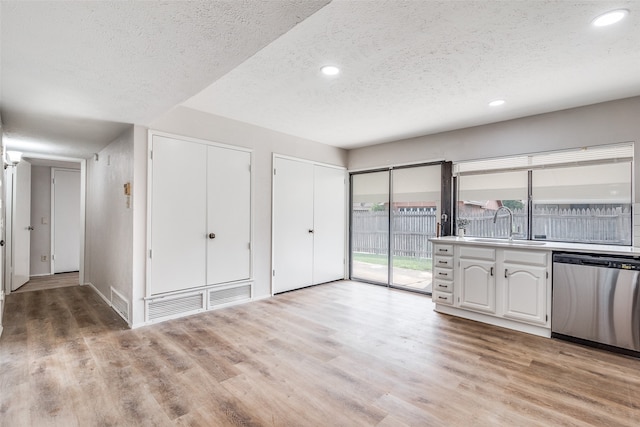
[432,244,454,305]
[149,134,251,296]
[272,156,345,294]
[501,249,548,326]
[502,263,547,325]
[431,240,551,337]
[459,258,496,314]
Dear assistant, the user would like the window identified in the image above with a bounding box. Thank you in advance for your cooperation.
[457,171,528,239]
[455,143,633,245]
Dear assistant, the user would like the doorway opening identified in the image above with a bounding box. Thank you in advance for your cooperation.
[4,155,86,294]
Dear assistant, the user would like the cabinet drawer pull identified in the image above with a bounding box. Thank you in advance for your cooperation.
[439,261,448,265]
[438,296,448,300]
[439,249,448,253]
[438,272,448,276]
[490,267,494,276]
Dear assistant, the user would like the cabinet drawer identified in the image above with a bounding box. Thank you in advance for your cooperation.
[459,245,495,261]
[434,279,453,293]
[434,267,453,280]
[503,249,547,266]
[434,244,453,256]
[434,256,453,268]
[433,291,453,305]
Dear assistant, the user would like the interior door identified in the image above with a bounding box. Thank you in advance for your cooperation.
[12,160,32,290]
[52,168,81,273]
[150,136,207,295]
[273,157,314,293]
[312,165,345,285]
[207,147,251,284]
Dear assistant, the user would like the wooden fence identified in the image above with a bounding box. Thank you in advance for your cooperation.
[352,206,631,259]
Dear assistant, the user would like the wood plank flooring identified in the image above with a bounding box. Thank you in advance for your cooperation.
[13,272,79,293]
[1,280,639,426]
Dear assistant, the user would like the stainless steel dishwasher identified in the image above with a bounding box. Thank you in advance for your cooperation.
[552,253,640,356]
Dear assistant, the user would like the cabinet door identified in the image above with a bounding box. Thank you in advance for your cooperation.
[150,136,207,295]
[273,157,314,293]
[207,147,251,285]
[312,165,345,285]
[459,259,496,314]
[502,263,547,325]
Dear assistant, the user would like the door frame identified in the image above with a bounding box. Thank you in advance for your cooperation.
[50,167,82,274]
[348,161,447,294]
[3,154,86,295]
[271,153,348,296]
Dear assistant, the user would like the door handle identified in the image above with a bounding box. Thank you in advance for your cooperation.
[308,229,314,234]
[209,233,216,239]
[27,226,34,231]
[490,267,494,276]
[504,269,508,278]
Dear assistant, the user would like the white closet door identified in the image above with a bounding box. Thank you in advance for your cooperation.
[273,157,314,293]
[150,136,207,295]
[313,165,345,285]
[52,169,81,273]
[207,147,251,284]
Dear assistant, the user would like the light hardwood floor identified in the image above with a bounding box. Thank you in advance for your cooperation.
[1,280,639,426]
[12,272,80,293]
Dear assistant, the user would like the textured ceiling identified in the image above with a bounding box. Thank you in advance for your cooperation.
[0,0,330,157]
[2,1,640,157]
[184,0,640,148]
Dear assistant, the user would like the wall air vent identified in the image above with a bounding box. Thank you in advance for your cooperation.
[209,284,252,308]
[148,292,204,321]
[110,287,130,323]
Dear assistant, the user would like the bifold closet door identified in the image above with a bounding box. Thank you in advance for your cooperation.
[150,136,207,295]
[312,165,345,284]
[273,157,314,293]
[207,147,251,284]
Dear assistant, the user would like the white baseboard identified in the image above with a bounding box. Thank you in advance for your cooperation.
[86,282,132,329]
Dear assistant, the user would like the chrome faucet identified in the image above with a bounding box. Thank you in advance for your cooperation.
[493,206,515,241]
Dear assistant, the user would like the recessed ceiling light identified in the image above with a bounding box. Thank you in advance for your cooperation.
[489,99,505,107]
[592,9,629,27]
[320,65,340,76]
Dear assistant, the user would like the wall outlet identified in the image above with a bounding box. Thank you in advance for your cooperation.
[41,255,47,262]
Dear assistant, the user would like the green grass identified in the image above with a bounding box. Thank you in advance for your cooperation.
[352,253,432,271]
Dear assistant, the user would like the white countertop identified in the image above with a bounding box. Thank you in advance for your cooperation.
[429,236,640,257]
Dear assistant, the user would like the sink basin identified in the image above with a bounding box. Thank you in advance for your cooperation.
[464,238,547,246]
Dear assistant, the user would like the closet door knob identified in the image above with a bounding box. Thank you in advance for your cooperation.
[308,229,314,234]
[209,233,216,239]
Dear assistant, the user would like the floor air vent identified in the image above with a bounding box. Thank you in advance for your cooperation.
[148,293,204,321]
[209,284,251,308]
[110,287,130,323]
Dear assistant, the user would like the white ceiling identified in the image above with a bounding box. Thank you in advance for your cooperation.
[0,0,330,157]
[2,1,640,157]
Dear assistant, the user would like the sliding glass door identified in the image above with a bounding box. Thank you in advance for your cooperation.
[350,164,442,293]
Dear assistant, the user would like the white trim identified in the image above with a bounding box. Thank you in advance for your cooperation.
[273,153,345,170]
[347,157,446,174]
[148,129,253,153]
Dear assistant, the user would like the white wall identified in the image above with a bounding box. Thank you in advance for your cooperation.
[85,126,134,320]
[29,165,51,276]
[134,107,347,318]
